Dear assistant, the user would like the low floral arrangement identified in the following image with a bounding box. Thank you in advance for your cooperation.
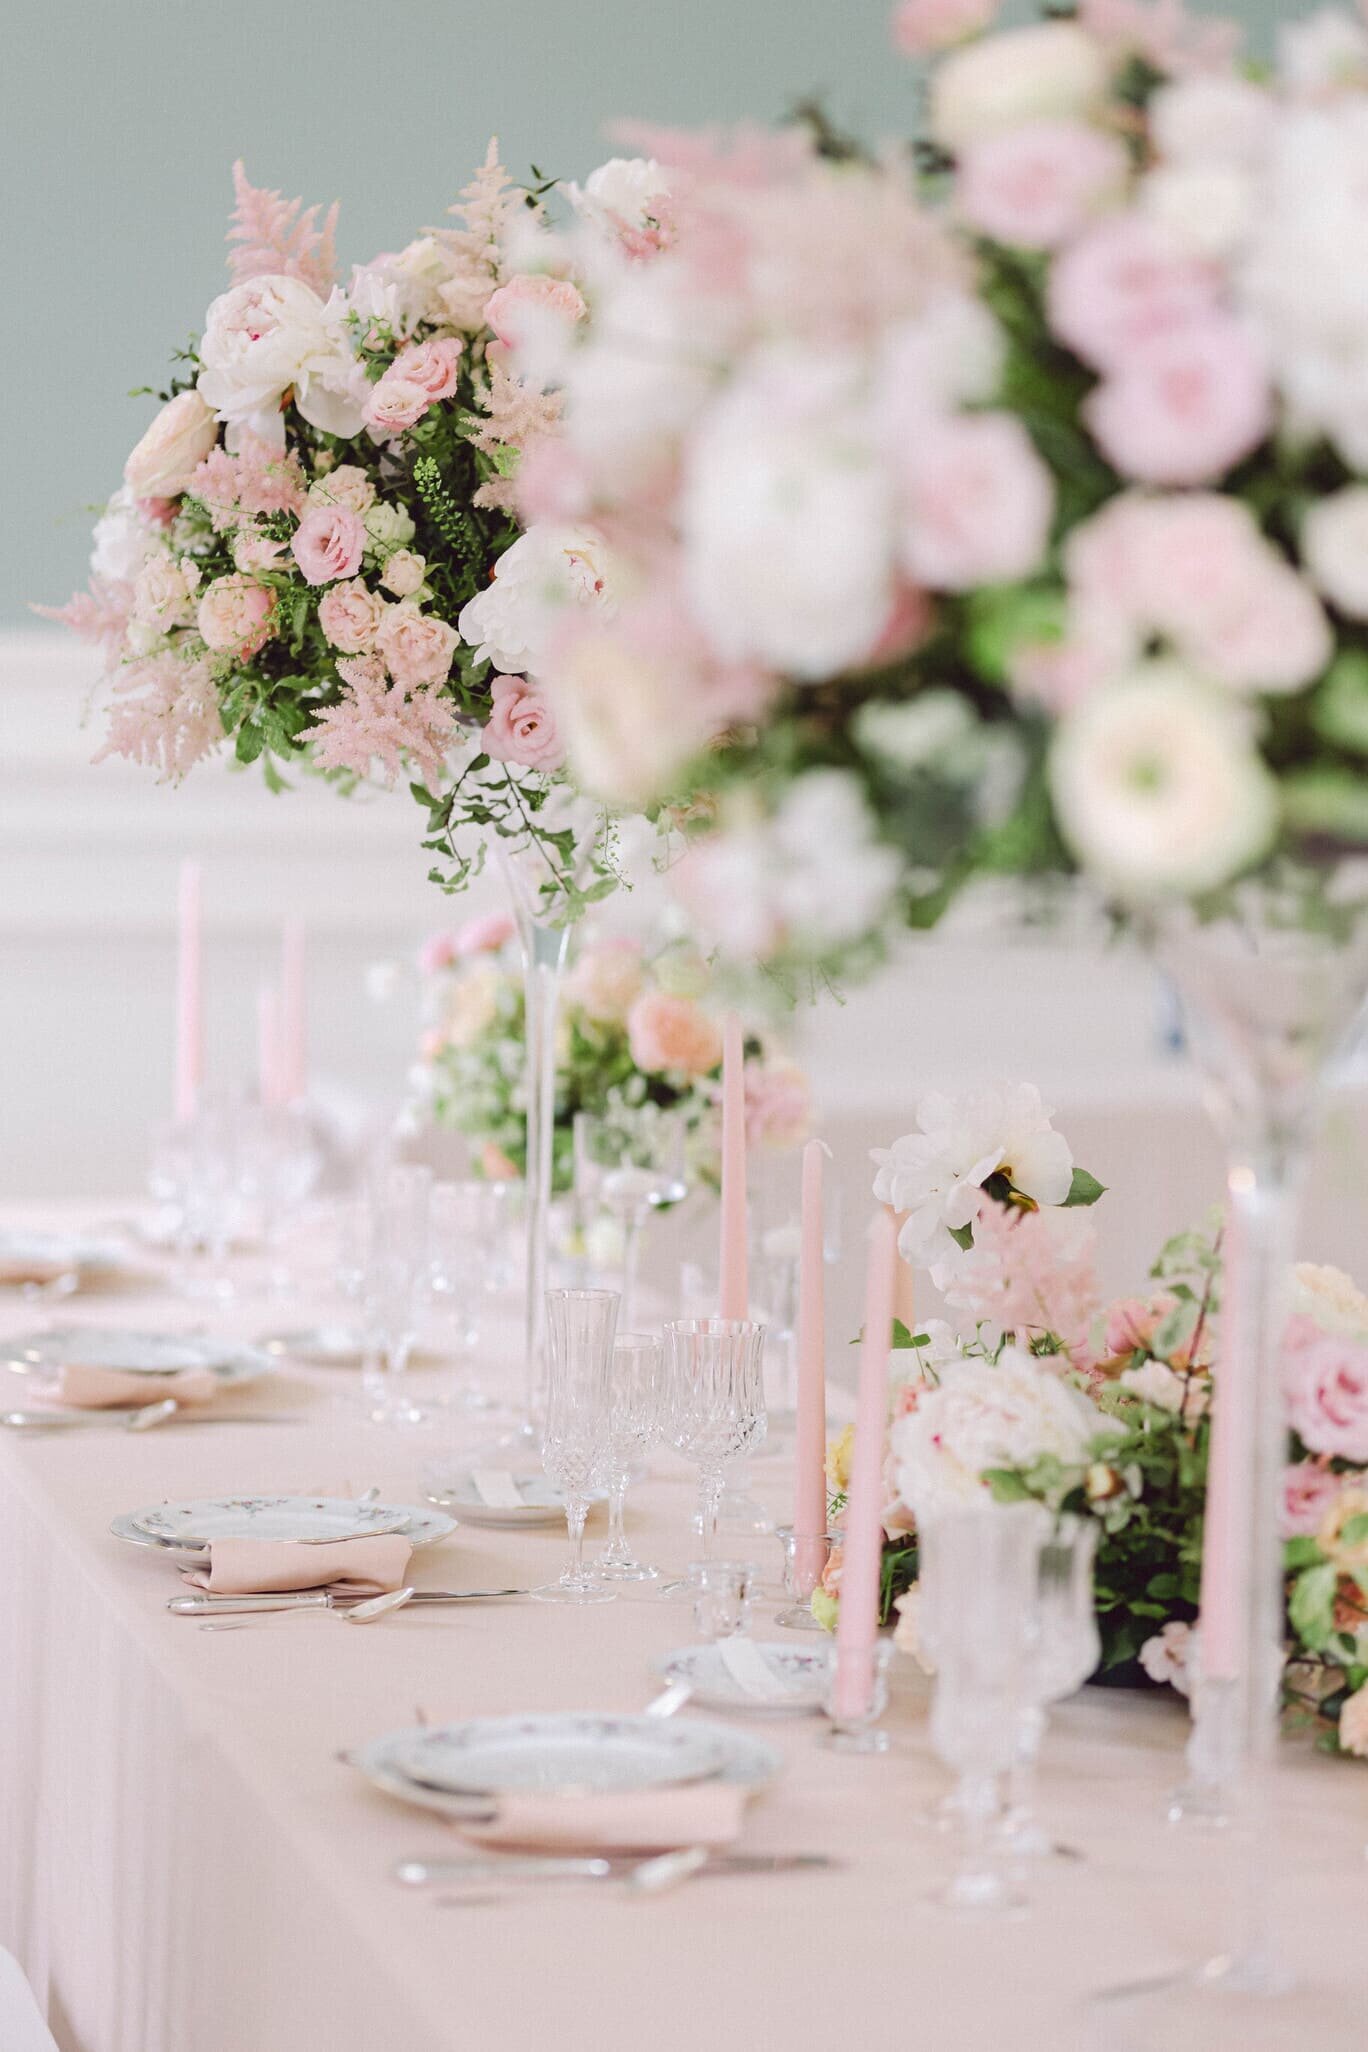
[409,910,811,1190]
[39,151,677,913]
[817,1081,1368,1760]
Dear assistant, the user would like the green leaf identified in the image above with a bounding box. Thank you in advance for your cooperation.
[235,723,265,765]
[890,1320,931,1350]
[1289,1561,1338,1652]
[1285,1536,1326,1571]
[1312,651,1368,758]
[947,1222,975,1252]
[1063,1167,1106,1208]
[983,1467,1034,1503]
[1341,1512,1368,1549]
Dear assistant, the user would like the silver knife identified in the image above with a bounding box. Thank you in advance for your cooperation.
[2,1408,298,1429]
[394,1852,836,1886]
[168,1588,528,1614]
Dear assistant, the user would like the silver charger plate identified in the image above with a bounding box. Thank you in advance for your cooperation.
[0,1326,275,1389]
[352,1715,779,1813]
[111,1498,456,1554]
[654,1641,832,1715]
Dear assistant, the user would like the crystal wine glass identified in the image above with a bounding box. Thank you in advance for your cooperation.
[537,1287,620,1604]
[1000,1511,1100,1860]
[574,1104,688,1331]
[664,1318,767,1559]
[359,1163,433,1427]
[429,1178,510,1406]
[598,1331,665,1582]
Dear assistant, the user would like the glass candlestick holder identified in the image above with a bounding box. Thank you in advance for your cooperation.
[774,1525,840,1630]
[823,1639,894,1754]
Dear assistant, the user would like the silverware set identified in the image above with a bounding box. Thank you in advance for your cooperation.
[1,1401,298,1431]
[395,1848,838,1897]
[168,1587,530,1619]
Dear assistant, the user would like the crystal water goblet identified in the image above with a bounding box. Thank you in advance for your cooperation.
[664,1318,767,1558]
[1000,1511,1100,1860]
[360,1163,433,1427]
[172,1092,248,1303]
[574,1105,688,1331]
[536,1287,620,1604]
[918,1498,1045,1913]
[598,1332,664,1581]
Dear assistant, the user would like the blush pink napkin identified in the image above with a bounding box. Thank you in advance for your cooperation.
[181,1535,414,1596]
[459,1784,747,1852]
[53,1363,220,1409]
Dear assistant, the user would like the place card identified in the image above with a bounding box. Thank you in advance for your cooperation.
[471,1471,526,1510]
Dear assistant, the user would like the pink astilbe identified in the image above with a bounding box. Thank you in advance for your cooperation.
[227,161,339,296]
[190,433,306,531]
[470,350,564,511]
[310,655,458,788]
[31,582,131,668]
[436,140,519,331]
[940,1197,1102,1371]
[94,654,224,781]
[1078,0,1242,74]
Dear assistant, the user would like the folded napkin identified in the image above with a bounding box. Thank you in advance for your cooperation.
[459,1783,747,1853]
[181,1534,413,1596]
[52,1362,220,1409]
[0,1255,68,1288]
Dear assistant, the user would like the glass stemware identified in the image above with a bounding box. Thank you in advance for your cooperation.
[664,1318,767,1558]
[918,1499,1045,1914]
[167,1093,247,1303]
[574,1104,689,1331]
[428,1178,511,1406]
[536,1287,620,1604]
[1000,1512,1099,1861]
[598,1332,665,1582]
[359,1163,433,1427]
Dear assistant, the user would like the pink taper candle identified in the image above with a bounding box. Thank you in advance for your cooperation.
[257,986,282,1111]
[280,919,306,1104]
[173,859,203,1126]
[794,1140,828,1562]
[833,1208,898,1720]
[718,1013,748,1320]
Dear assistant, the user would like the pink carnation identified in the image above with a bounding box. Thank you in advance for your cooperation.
[374,606,459,687]
[1284,1313,1368,1461]
[1048,212,1218,371]
[956,120,1127,252]
[899,411,1054,591]
[291,503,366,585]
[1280,1460,1342,1538]
[626,992,723,1078]
[480,674,564,771]
[892,0,997,53]
[484,275,588,350]
[1084,318,1272,487]
[455,910,517,956]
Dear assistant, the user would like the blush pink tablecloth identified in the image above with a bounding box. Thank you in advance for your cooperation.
[1,1219,1367,2052]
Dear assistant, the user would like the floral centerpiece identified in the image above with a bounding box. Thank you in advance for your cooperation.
[818,1080,1368,1761]
[408,909,811,1190]
[459,1,1368,976]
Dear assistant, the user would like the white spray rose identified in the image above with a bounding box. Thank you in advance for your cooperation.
[930,23,1109,149]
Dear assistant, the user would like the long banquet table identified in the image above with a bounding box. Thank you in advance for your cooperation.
[2,1223,1367,2052]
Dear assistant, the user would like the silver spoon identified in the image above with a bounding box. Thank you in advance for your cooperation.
[344,1586,416,1625]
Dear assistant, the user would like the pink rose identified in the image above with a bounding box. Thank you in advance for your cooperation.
[1280,1461,1343,1538]
[481,1142,520,1181]
[291,503,366,586]
[484,275,588,350]
[455,910,516,957]
[480,674,565,770]
[417,931,460,976]
[1284,1313,1368,1460]
[892,0,997,53]
[196,573,276,658]
[1104,1294,1168,1357]
[391,336,463,401]
[1084,319,1272,487]
[318,577,385,654]
[626,992,724,1078]
[743,1059,812,1149]
[566,938,645,1024]
[899,411,1054,590]
[124,390,219,499]
[956,120,1127,251]
[374,605,459,687]
[361,377,430,440]
[1048,213,1218,370]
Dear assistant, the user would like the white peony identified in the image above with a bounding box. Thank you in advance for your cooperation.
[1291,1261,1368,1338]
[564,157,672,241]
[458,523,615,676]
[871,1081,1074,1268]
[1301,487,1368,622]
[1048,661,1278,900]
[930,22,1109,149]
[891,1345,1106,1520]
[89,487,162,586]
[680,351,896,682]
[198,275,366,446]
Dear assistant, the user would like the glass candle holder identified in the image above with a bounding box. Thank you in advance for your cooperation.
[687,1559,760,1641]
[774,1525,840,1630]
[824,1639,894,1754]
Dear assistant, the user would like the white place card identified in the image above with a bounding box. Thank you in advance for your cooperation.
[717,1636,799,1700]
[471,1470,526,1510]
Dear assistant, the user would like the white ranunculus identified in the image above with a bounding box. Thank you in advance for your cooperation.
[930,22,1110,149]
[1048,662,1278,900]
[891,1345,1106,1520]
[458,524,615,676]
[89,487,162,586]
[1150,75,1273,167]
[680,352,896,681]
[871,1080,1074,1269]
[197,275,366,446]
[1301,487,1368,621]
[1141,164,1253,260]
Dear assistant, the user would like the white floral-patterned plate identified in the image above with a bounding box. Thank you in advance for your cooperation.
[0,1233,137,1290]
[255,1326,444,1370]
[0,1326,274,1388]
[127,1495,435,1547]
[423,1467,573,1528]
[110,1501,455,1555]
[654,1641,832,1715]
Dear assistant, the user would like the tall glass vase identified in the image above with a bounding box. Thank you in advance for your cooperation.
[1094,879,1368,2048]
[494,840,569,1431]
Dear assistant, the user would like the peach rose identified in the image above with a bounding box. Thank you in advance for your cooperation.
[566,939,645,1024]
[391,336,463,400]
[483,275,588,350]
[362,376,431,439]
[318,578,385,654]
[291,503,366,586]
[626,991,723,1077]
[375,605,459,686]
[306,464,376,515]
[480,674,564,771]
[196,574,276,658]
[232,529,288,574]
[124,390,219,499]
[381,549,427,597]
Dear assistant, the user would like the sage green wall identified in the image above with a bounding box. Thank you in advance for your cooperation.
[5,0,1311,623]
